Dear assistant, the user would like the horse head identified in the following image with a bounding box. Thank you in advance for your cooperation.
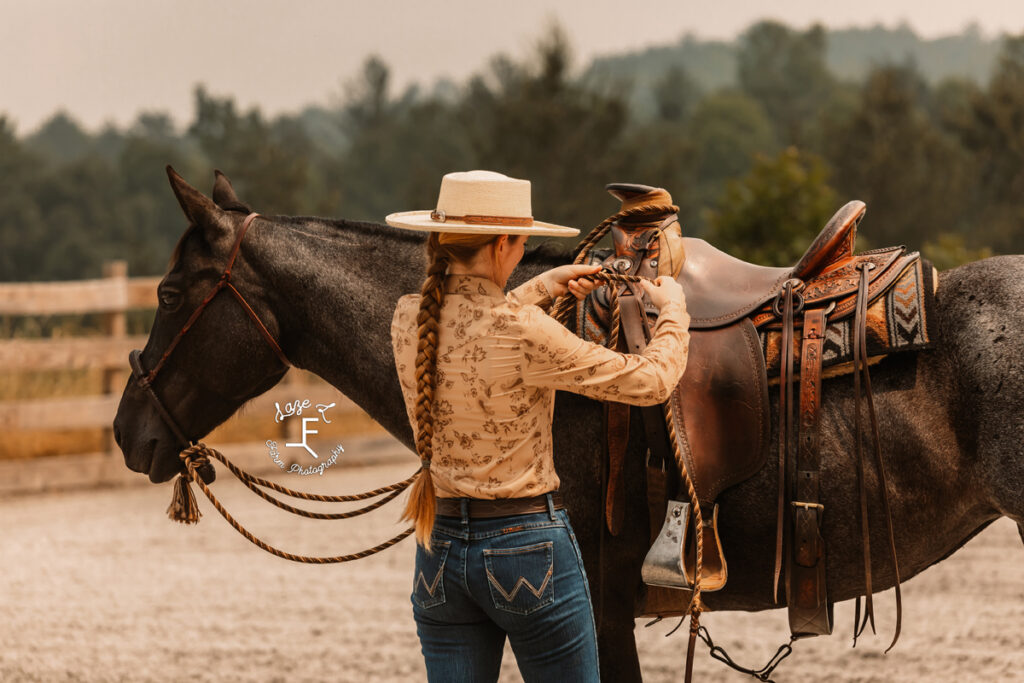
[113,168,291,483]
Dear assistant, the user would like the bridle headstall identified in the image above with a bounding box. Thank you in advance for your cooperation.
[128,212,292,447]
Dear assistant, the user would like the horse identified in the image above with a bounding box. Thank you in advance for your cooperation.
[113,168,1024,681]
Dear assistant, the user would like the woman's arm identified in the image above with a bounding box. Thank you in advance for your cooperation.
[507,275,555,313]
[516,297,690,405]
[507,265,602,314]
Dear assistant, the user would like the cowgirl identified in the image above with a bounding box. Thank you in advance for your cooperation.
[387,171,690,682]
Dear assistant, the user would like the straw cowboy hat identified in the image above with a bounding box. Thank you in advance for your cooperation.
[385,170,579,237]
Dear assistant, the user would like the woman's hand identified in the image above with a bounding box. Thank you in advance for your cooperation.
[540,264,603,301]
[639,275,685,310]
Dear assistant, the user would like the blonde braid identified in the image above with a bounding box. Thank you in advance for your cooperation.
[401,244,449,550]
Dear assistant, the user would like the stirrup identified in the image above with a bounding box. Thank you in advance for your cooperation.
[642,500,692,588]
[642,501,729,591]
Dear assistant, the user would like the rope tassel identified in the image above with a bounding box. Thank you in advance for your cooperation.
[167,472,202,524]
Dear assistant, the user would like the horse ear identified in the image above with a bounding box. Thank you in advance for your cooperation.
[212,169,253,213]
[166,165,232,246]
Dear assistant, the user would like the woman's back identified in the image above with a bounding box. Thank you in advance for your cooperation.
[391,272,691,500]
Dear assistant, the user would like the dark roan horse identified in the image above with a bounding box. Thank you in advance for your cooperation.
[113,169,1024,681]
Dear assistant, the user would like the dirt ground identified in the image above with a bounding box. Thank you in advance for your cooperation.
[2,457,1021,682]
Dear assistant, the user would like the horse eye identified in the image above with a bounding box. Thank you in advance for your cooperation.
[158,290,182,311]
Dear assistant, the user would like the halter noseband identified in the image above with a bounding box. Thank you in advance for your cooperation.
[129,212,292,446]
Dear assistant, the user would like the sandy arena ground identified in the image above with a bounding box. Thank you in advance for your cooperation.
[2,456,1022,682]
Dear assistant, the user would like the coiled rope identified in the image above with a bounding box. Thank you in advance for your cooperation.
[166,442,416,563]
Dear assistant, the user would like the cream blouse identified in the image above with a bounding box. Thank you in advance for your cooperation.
[390,272,691,499]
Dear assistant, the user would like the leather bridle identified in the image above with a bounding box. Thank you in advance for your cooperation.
[128,212,292,447]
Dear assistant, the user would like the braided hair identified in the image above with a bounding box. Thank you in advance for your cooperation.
[401,230,524,549]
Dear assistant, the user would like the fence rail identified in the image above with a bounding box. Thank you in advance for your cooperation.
[1,260,369,462]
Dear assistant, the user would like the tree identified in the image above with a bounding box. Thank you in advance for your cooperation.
[458,24,632,233]
[25,111,93,166]
[0,117,46,280]
[325,56,472,222]
[653,65,702,123]
[684,90,778,232]
[187,86,312,215]
[706,147,837,266]
[948,34,1024,251]
[921,233,992,270]
[738,21,836,145]
[821,64,970,247]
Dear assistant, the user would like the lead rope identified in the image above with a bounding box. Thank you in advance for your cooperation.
[550,203,679,327]
[166,442,417,562]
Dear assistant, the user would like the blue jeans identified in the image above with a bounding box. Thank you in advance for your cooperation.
[411,495,600,682]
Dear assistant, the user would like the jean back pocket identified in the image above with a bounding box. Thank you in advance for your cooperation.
[483,541,554,615]
[412,539,451,609]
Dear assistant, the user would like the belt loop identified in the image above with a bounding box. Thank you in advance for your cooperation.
[460,498,469,526]
[546,492,556,521]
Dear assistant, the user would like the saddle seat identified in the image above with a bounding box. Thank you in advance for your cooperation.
[680,200,867,328]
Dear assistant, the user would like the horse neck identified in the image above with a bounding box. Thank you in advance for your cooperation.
[248,216,571,452]
[250,217,424,447]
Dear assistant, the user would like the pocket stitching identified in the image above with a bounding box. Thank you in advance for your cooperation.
[482,541,554,615]
[413,540,451,609]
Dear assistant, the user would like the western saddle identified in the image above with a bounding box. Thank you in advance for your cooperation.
[559,183,937,663]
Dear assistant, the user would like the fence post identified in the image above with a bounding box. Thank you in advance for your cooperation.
[102,260,128,456]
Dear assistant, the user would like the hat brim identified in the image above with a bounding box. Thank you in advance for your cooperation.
[385,211,579,237]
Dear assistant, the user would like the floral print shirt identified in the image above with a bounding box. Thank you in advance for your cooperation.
[390,272,691,499]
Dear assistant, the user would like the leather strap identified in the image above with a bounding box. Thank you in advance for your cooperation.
[853,267,874,641]
[431,210,533,227]
[604,402,629,535]
[787,307,834,637]
[435,492,564,518]
[851,265,903,650]
[144,213,291,383]
[128,212,293,451]
[601,229,659,535]
[773,281,796,603]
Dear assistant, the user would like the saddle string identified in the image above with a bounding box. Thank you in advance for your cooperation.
[166,443,417,563]
[773,281,797,604]
[852,267,873,642]
[851,264,903,650]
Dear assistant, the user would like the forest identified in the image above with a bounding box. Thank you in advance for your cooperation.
[2,19,1020,284]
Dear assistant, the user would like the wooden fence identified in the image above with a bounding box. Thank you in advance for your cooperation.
[0,260,370,463]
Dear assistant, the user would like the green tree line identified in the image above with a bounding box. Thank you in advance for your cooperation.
[2,20,1018,283]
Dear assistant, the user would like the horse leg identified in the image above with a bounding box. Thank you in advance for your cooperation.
[573,507,644,682]
[597,604,643,682]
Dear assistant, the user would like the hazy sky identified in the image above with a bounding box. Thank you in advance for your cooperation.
[3,0,1023,134]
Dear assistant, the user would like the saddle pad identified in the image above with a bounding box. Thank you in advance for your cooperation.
[759,257,937,377]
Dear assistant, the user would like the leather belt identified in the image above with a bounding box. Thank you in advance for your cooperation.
[435,492,564,519]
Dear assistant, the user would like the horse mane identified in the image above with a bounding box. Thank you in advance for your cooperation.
[276,215,578,264]
[166,213,579,275]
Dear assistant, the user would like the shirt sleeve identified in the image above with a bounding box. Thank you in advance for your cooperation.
[517,298,691,405]
[506,274,554,313]
[389,296,420,433]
